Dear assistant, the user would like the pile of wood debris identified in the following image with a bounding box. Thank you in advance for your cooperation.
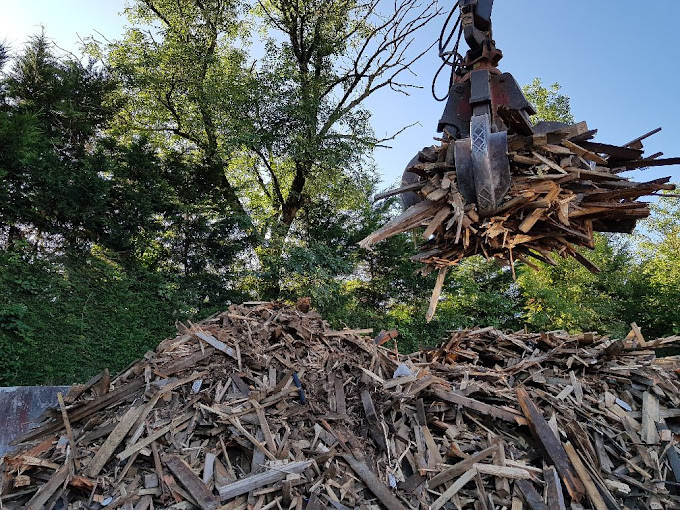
[2,302,680,510]
[360,123,677,319]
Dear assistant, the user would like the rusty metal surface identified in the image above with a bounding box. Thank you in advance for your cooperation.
[0,386,69,457]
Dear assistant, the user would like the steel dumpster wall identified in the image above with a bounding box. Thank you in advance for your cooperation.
[0,386,69,457]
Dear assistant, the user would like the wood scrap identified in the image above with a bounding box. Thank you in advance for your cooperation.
[2,303,680,509]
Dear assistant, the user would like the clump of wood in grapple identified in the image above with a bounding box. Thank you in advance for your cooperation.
[360,123,676,320]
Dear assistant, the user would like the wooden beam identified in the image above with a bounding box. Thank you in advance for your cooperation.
[342,453,410,510]
[515,388,585,501]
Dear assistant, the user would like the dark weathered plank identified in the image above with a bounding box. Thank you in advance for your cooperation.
[342,453,410,510]
[165,455,220,510]
[516,479,551,510]
[515,387,585,501]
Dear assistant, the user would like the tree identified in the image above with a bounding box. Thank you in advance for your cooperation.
[630,198,680,337]
[100,0,440,297]
[0,33,117,250]
[102,0,251,223]
[517,235,638,336]
[0,33,251,385]
[251,0,439,226]
[523,78,574,125]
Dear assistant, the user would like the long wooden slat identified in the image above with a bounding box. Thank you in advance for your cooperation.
[165,455,220,510]
[563,442,608,510]
[430,468,477,510]
[85,405,145,477]
[373,181,425,202]
[515,388,585,501]
[217,461,313,500]
[342,453,410,510]
[433,388,526,425]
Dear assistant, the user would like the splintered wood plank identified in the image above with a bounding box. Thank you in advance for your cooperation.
[473,464,531,479]
[518,208,547,234]
[342,453,410,510]
[516,479,550,510]
[569,371,583,405]
[426,267,448,323]
[624,127,662,148]
[252,401,277,454]
[165,455,220,510]
[563,442,608,510]
[491,436,510,498]
[373,181,425,202]
[561,140,609,165]
[422,425,444,467]
[25,464,69,510]
[622,156,680,169]
[56,392,77,470]
[515,388,585,501]
[359,199,441,247]
[432,388,526,425]
[203,453,216,485]
[543,144,573,155]
[195,332,236,359]
[642,392,660,445]
[430,468,477,510]
[217,461,313,500]
[511,153,541,165]
[532,151,568,174]
[85,405,145,477]
[333,375,347,415]
[383,375,417,390]
[157,348,215,377]
[423,206,452,239]
[631,322,647,347]
[578,141,642,161]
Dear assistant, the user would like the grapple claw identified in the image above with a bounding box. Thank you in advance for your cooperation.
[454,113,510,217]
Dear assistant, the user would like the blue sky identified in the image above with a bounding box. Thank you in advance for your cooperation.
[2,0,679,190]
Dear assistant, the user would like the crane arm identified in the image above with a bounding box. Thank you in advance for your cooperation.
[459,0,495,62]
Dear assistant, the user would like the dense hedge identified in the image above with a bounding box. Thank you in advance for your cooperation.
[0,249,181,385]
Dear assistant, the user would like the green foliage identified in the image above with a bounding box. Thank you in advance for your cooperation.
[0,32,251,385]
[0,249,183,385]
[442,258,523,330]
[97,0,439,299]
[630,199,680,337]
[523,78,575,125]
[517,235,636,337]
[0,33,119,248]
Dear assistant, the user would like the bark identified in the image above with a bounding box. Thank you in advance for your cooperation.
[281,162,307,227]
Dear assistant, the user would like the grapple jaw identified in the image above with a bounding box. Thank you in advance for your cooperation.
[454,113,510,217]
